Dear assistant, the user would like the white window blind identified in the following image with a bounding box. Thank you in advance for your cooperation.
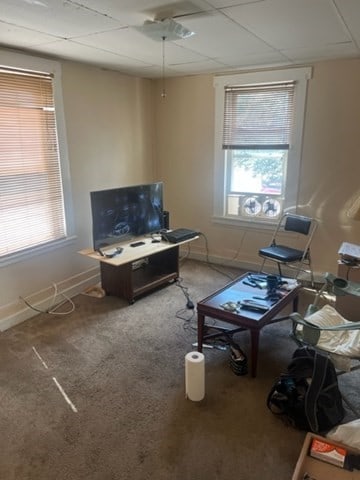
[0,67,66,257]
[223,82,295,149]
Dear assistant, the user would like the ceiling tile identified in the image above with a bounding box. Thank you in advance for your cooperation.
[168,58,229,74]
[0,0,359,77]
[75,0,213,25]
[281,41,360,63]
[173,11,274,57]
[224,0,352,49]
[35,39,153,71]
[74,28,208,65]
[0,0,124,38]
[334,0,360,46]
[206,0,263,6]
[216,50,291,68]
[0,21,57,47]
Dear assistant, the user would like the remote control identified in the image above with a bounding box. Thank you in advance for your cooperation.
[240,299,269,312]
[130,241,146,247]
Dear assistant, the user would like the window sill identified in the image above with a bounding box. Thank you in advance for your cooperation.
[212,215,277,231]
[0,236,77,267]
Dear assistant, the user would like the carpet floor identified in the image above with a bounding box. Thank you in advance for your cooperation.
[0,259,358,480]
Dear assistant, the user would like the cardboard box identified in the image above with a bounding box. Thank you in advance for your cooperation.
[310,438,346,468]
[292,433,360,480]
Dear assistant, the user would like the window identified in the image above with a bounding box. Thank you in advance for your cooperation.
[213,67,311,227]
[0,51,73,262]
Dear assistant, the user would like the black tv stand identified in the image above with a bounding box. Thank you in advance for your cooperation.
[100,246,179,303]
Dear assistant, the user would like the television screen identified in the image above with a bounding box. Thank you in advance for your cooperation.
[90,182,164,250]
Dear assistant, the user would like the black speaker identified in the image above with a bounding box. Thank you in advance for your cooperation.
[163,210,169,230]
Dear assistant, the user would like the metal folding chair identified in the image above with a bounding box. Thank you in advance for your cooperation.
[259,213,318,286]
[290,273,360,416]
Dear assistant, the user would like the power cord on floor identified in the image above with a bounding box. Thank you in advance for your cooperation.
[174,272,227,339]
[175,276,194,309]
[174,276,197,329]
[177,307,196,325]
[20,283,75,315]
[198,232,238,280]
[174,231,246,334]
[178,231,237,280]
[178,242,192,264]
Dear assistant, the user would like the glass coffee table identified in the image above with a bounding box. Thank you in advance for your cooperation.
[197,272,301,377]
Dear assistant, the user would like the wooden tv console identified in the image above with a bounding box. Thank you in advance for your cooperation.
[79,236,197,303]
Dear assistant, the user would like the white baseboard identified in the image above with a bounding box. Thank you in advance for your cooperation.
[0,254,323,332]
[0,267,100,332]
[186,250,257,271]
[186,250,324,285]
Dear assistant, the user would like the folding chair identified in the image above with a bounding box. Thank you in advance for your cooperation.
[290,272,360,416]
[259,213,318,286]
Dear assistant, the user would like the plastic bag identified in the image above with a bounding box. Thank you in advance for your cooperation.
[327,419,360,450]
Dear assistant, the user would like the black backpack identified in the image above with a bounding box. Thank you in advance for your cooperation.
[267,346,345,433]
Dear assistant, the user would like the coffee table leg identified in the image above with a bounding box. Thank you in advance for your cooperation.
[293,295,299,312]
[197,312,205,353]
[250,329,260,378]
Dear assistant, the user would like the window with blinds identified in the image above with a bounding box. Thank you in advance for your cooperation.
[222,81,296,221]
[223,82,295,149]
[0,67,66,258]
[213,67,311,226]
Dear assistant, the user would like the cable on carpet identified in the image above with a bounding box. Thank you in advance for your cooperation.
[174,276,197,329]
[175,276,194,310]
[20,283,75,315]
[198,232,237,280]
[178,243,191,263]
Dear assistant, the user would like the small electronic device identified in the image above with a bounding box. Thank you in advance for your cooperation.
[220,301,239,312]
[239,299,269,312]
[97,246,123,257]
[161,228,198,243]
[338,242,360,266]
[130,241,146,247]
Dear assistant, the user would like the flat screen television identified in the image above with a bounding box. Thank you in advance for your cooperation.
[90,182,164,250]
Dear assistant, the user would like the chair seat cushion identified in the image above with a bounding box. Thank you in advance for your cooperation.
[259,245,304,262]
[306,305,360,358]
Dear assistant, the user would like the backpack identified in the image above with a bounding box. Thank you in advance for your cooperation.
[267,346,345,433]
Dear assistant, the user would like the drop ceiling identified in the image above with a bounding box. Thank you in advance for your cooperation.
[0,0,360,78]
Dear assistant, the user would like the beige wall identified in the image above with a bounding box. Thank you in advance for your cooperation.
[62,62,155,251]
[0,60,155,327]
[2,54,360,328]
[154,59,360,277]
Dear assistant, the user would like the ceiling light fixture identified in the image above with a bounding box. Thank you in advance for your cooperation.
[135,17,195,99]
[134,18,195,42]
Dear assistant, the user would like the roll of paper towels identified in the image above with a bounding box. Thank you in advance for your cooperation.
[185,351,205,401]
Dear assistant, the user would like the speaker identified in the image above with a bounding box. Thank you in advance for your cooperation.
[163,210,169,230]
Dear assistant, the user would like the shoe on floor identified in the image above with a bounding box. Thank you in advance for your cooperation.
[229,343,248,376]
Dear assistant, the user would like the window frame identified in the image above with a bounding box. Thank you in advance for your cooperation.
[213,67,312,229]
[0,49,75,266]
